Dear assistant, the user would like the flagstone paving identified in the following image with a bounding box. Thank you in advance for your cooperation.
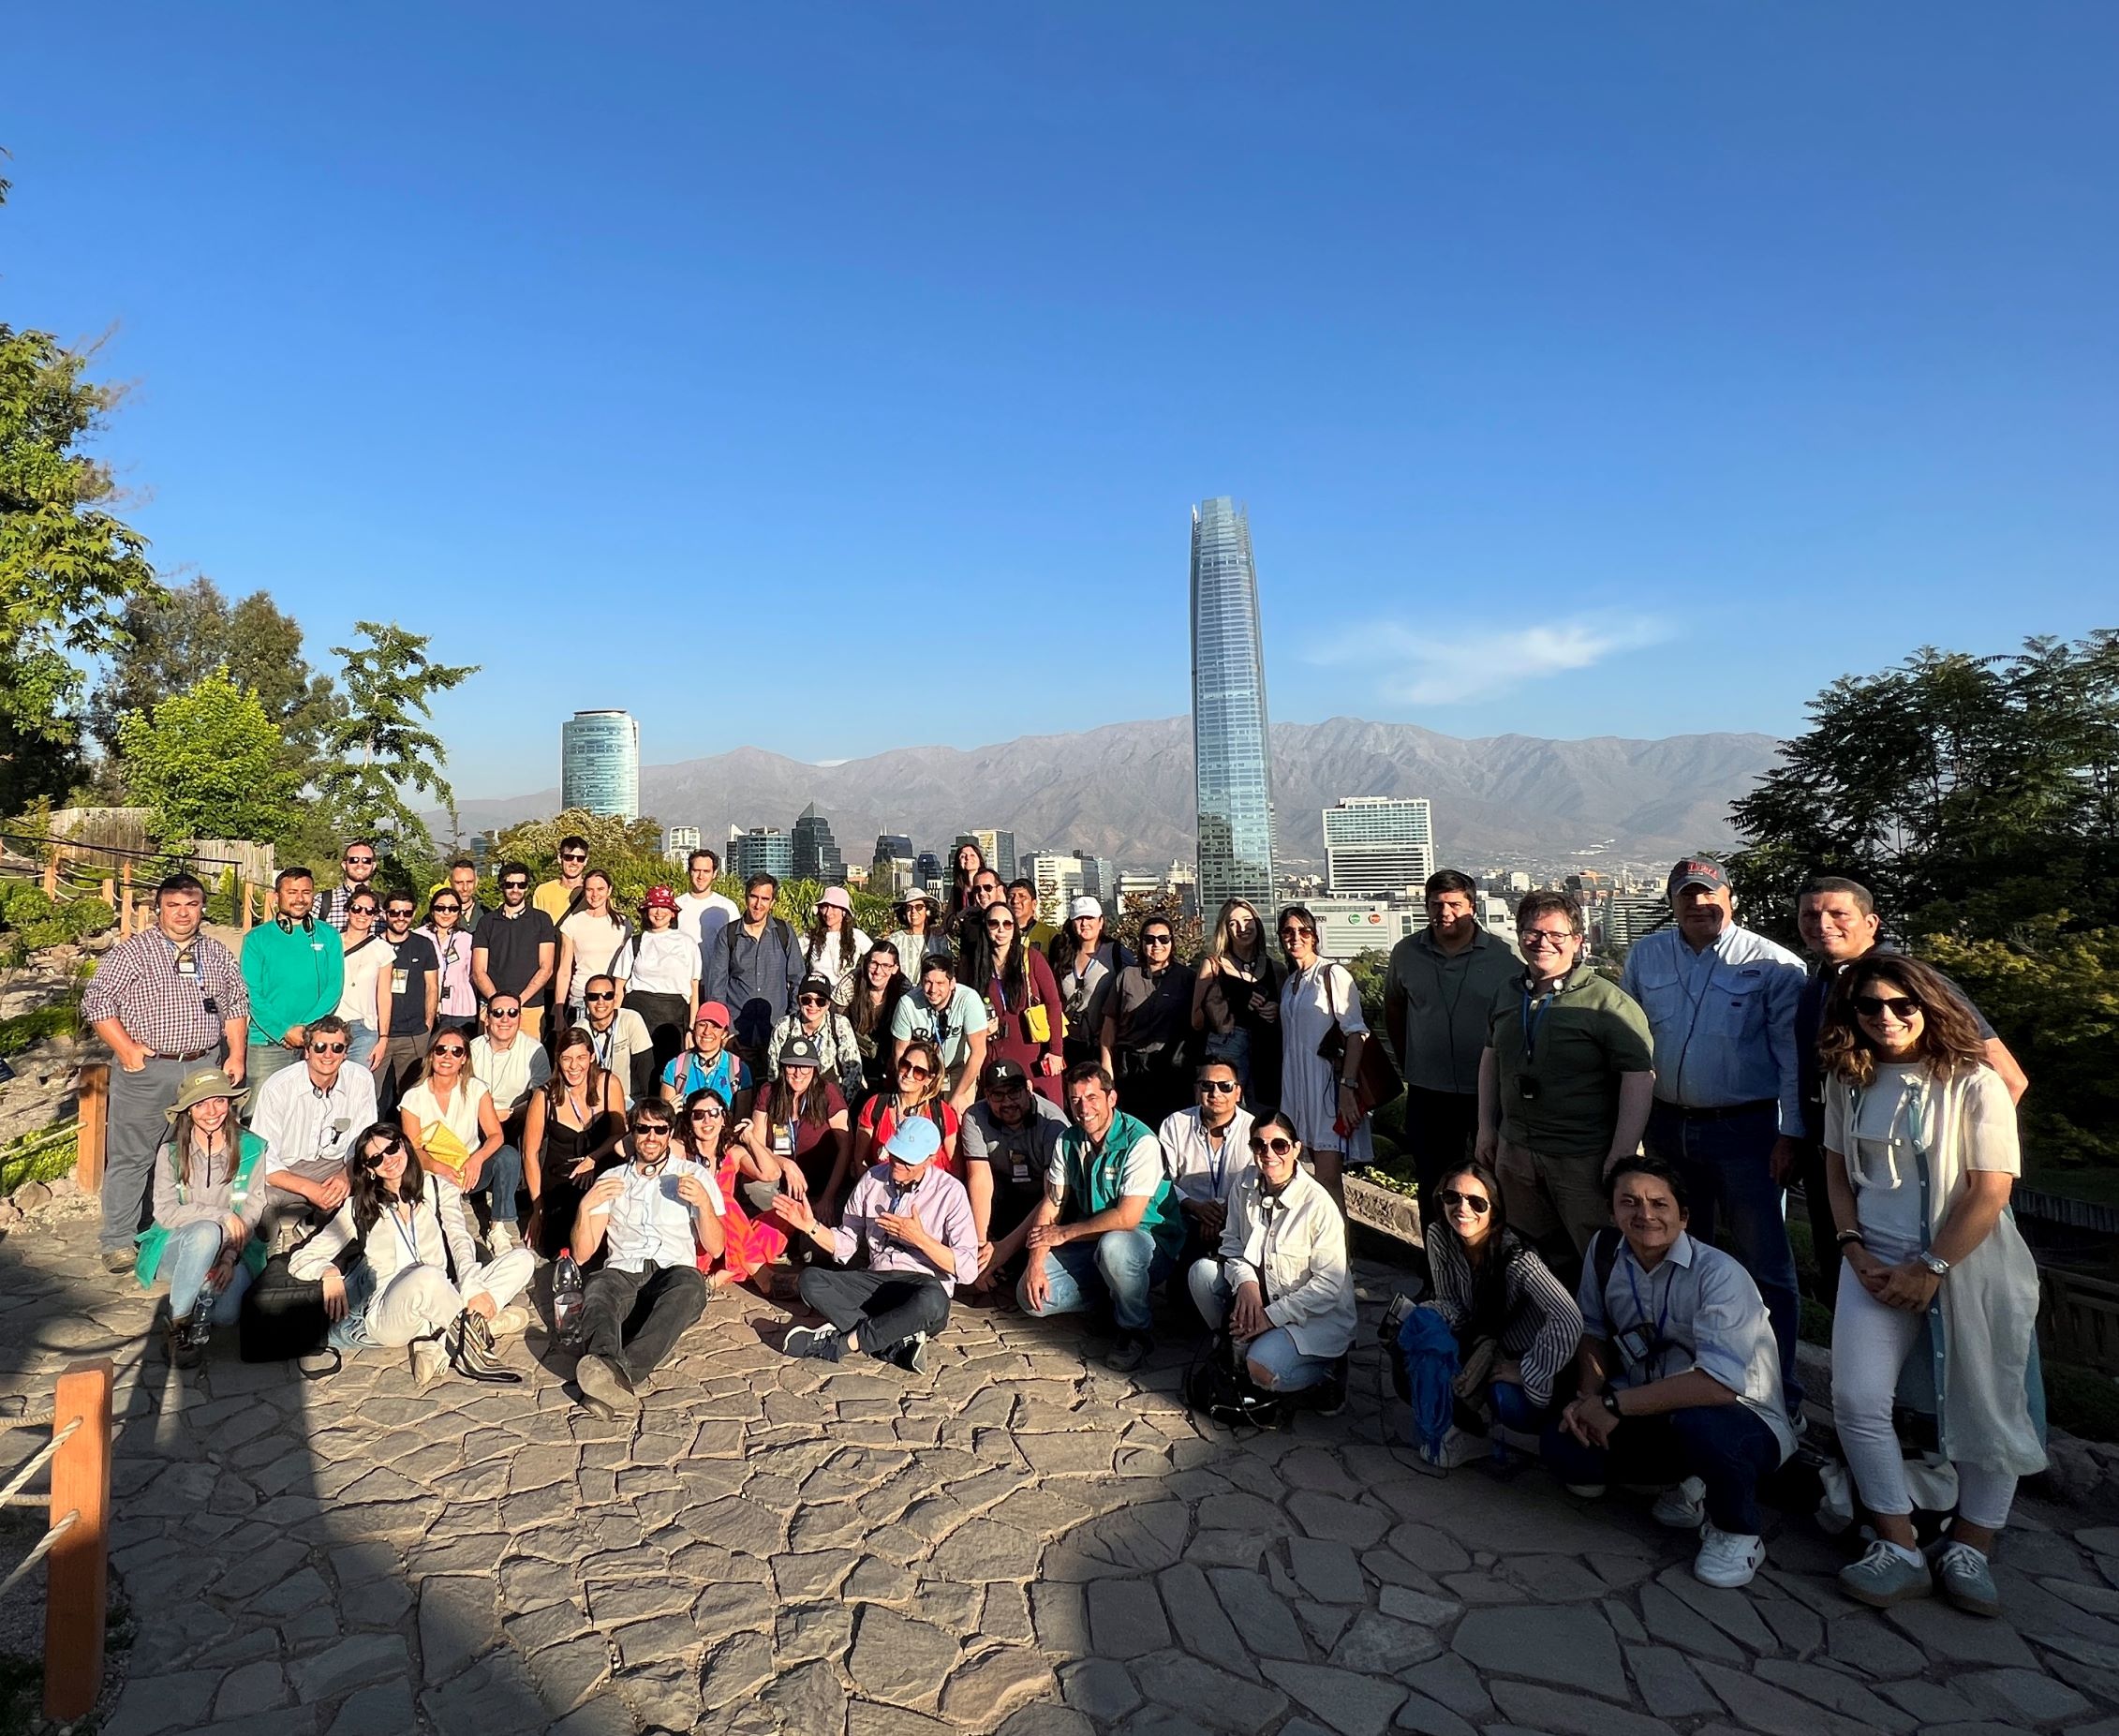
[4,1191,2115,1735]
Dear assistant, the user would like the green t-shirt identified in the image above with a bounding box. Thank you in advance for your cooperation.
[1488,964,1652,1160]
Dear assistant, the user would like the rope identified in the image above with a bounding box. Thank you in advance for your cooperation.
[0,1510,79,1604]
[0,1414,57,1433]
[0,1417,78,1507]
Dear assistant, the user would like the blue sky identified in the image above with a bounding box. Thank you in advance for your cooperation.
[10,6,2114,799]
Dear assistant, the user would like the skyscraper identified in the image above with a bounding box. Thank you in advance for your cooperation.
[792,804,846,884]
[560,709,640,820]
[1323,796,1436,898]
[1190,497,1277,913]
[730,827,793,883]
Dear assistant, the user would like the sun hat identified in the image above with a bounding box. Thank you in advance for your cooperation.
[166,1065,249,1121]
[645,885,678,912]
[818,886,853,913]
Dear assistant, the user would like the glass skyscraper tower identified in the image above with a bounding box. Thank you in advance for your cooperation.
[1190,497,1278,914]
[560,709,640,820]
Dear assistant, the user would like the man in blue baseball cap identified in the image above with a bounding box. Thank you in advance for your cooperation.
[776,1114,978,1373]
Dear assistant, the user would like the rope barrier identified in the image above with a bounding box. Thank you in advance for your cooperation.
[0,1511,80,1605]
[0,1417,80,1509]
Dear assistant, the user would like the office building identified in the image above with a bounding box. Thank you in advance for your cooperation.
[969,828,1017,882]
[1598,889,1669,952]
[1323,796,1435,899]
[1023,851,1084,926]
[792,804,846,884]
[664,824,701,866]
[1072,852,1117,903]
[914,852,942,893]
[560,709,640,821]
[871,835,915,899]
[729,827,793,883]
[1190,497,1278,913]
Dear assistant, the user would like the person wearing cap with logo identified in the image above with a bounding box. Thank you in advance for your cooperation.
[883,887,951,983]
[777,1115,979,1374]
[802,886,871,1008]
[137,1067,270,1369]
[1622,855,1808,1410]
[628,886,701,1082]
[661,1001,753,1115]
[767,974,863,1098]
[242,866,346,1095]
[1048,898,1132,1073]
[961,1056,1070,1293]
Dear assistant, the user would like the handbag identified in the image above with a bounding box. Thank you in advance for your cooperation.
[1315,966,1404,1120]
[238,1251,334,1366]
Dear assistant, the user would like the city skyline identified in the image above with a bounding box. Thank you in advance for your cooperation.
[1191,497,1279,914]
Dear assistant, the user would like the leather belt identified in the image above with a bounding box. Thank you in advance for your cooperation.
[150,1047,217,1063]
[1655,1098,1774,1122]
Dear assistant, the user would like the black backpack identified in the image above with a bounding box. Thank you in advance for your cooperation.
[1185,1333,1284,1432]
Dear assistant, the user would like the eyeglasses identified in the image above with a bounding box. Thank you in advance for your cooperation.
[1198,1078,1238,1095]
[898,1061,935,1080]
[1250,1136,1297,1157]
[1853,994,1921,1020]
[797,994,828,1007]
[344,854,375,866]
[1437,1189,1491,1214]
[985,919,1015,932]
[489,1005,521,1018]
[1521,929,1578,950]
[585,991,616,1003]
[433,1044,467,1058]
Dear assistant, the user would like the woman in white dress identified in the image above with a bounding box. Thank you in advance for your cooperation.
[1276,904,1371,1209]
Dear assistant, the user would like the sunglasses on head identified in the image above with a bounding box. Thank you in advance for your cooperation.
[308,1040,348,1055]
[1853,993,1921,1019]
[1437,1188,1491,1214]
[1251,1135,1297,1157]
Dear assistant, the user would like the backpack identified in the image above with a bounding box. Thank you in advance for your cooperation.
[1184,1333,1284,1432]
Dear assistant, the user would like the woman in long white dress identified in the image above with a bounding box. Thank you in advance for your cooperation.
[1276,904,1372,1209]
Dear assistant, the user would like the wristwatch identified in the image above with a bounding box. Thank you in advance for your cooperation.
[1599,1389,1624,1421]
[1918,1252,1951,1278]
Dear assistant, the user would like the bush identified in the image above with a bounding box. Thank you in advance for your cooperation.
[0,883,114,950]
[0,1004,82,1058]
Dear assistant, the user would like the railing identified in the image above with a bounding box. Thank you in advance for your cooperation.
[1,1361,114,1723]
[0,829,279,937]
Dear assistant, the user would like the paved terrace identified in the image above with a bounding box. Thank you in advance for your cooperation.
[3,1189,2113,1736]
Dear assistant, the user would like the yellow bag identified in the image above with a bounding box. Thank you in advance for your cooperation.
[1025,1004,1051,1046]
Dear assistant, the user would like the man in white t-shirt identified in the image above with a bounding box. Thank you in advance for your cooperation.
[675,850,740,952]
[468,995,551,1250]
[570,1100,725,1414]
[252,1015,378,1245]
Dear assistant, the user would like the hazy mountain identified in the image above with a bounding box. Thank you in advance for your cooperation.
[440,716,1781,871]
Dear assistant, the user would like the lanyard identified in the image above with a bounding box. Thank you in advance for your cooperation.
[1519,984,1556,1063]
[1204,1125,1231,1196]
[388,1200,424,1269]
[1623,1256,1674,1381]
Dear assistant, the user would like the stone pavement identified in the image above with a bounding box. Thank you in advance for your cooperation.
[4,1194,2117,1736]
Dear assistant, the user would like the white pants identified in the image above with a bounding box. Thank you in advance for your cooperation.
[1831,1260,2016,1529]
[365,1250,535,1349]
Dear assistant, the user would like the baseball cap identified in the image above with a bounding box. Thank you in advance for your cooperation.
[796,973,835,1002]
[778,1034,823,1069]
[1068,896,1103,921]
[1667,857,1730,896]
[694,1000,733,1029]
[882,1116,944,1166]
[818,886,853,913]
[983,1057,1030,1089]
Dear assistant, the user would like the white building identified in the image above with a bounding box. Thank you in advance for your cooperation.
[1598,889,1669,952]
[1023,852,1085,926]
[1308,898,1424,959]
[1322,797,1435,899]
[664,824,701,865]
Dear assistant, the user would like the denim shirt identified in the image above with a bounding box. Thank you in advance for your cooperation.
[1621,924,1804,1135]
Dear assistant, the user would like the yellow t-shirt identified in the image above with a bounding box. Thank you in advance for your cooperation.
[533,879,578,923]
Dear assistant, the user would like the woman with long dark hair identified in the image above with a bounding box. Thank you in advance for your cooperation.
[417,889,478,1036]
[334,893,392,1072]
[523,1027,628,1258]
[1277,903,1372,1209]
[974,901,1065,1097]
[674,1086,780,1297]
[555,868,635,1024]
[883,889,949,984]
[627,886,700,1080]
[1818,953,2041,1618]
[852,1034,959,1180]
[803,886,871,1009]
[1104,914,1197,1132]
[1048,898,1131,1071]
[944,840,987,934]
[744,1035,852,1223]
[847,941,908,1104]
[1193,897,1283,1107]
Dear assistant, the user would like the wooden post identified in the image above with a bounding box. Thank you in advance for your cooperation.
[43,846,60,898]
[120,862,133,938]
[100,875,115,909]
[42,1359,113,1725]
[242,884,256,931]
[75,1063,109,1194]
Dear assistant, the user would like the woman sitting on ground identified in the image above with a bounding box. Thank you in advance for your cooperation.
[138,1067,270,1370]
[676,1086,784,1296]
[1819,953,2043,1619]
[524,1027,629,1258]
[289,1121,534,1387]
[744,1034,852,1226]
[852,1035,960,1180]
[1414,1157,1585,1471]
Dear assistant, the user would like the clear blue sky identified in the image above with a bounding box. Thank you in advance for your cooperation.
[10,6,2114,799]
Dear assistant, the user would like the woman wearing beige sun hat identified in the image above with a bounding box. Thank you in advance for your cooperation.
[136,1066,271,1370]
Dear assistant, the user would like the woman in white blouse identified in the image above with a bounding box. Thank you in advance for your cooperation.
[629,886,702,1080]
[1276,904,1373,1208]
[333,892,392,1071]
[804,886,872,1009]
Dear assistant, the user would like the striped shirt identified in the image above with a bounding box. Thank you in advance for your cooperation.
[1421,1229,1584,1408]
[82,927,249,1057]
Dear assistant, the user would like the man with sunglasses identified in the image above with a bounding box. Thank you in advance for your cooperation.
[322,840,380,930]
[1476,891,1653,1273]
[470,996,551,1251]
[1158,1058,1256,1279]
[471,862,557,1041]
[579,973,655,1106]
[534,836,592,923]
[252,1014,378,1245]
[962,1057,1069,1293]
[376,893,439,1112]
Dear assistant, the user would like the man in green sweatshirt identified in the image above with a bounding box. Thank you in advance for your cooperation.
[242,866,345,1096]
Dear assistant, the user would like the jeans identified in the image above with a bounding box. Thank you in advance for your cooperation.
[1186,1262,1334,1391]
[467,1143,526,1231]
[1647,1101,1803,1411]
[1542,1402,1783,1536]
[1489,1380,1549,1433]
[800,1265,951,1354]
[344,1021,380,1070]
[103,1055,201,1254]
[162,1219,252,1322]
[245,1042,304,1097]
[1019,1227,1171,1333]
[581,1262,708,1385]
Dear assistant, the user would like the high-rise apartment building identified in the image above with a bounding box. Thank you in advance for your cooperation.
[871,835,915,898]
[1323,796,1436,899]
[729,827,793,883]
[1598,889,1670,953]
[1190,497,1277,914]
[664,824,701,866]
[560,709,640,820]
[792,804,846,884]
[1072,852,1116,903]
[1022,851,1084,925]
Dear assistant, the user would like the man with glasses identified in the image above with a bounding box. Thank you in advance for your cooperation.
[1017,1062,1185,1373]
[889,957,990,1113]
[702,873,806,1059]
[675,849,738,952]
[470,996,551,1253]
[252,1014,378,1246]
[778,1117,978,1374]
[376,894,439,1112]
[962,1057,1069,1295]
[243,866,346,1094]
[1158,1058,1256,1276]
[572,1099,726,1416]
[472,862,557,1041]
[1386,868,1522,1222]
[535,836,592,923]
[1476,891,1654,1274]
[83,872,250,1272]
[580,973,655,1106]
[322,840,380,930]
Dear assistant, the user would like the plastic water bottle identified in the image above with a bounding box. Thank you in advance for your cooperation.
[552,1249,585,1347]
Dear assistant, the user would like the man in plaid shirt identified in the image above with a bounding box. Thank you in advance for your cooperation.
[82,873,250,1273]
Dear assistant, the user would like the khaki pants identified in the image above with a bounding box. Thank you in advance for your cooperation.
[1496,1140,1609,1262]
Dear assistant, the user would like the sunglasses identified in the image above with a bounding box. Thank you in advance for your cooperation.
[689,1105,725,1120]
[348,905,379,918]
[585,991,616,1003]
[489,1006,522,1017]
[633,1123,672,1138]
[1198,1078,1238,1095]
[1437,1188,1491,1215]
[1143,935,1173,947]
[308,1040,348,1055]
[344,854,376,866]
[898,1062,935,1080]
[797,994,828,1006]
[359,1143,404,1169]
[433,1045,467,1058]
[501,879,529,891]
[433,901,460,913]
[1250,1136,1297,1157]
[985,920,1015,932]
[1853,994,1921,1020]
[385,907,415,919]
[560,852,587,862]
[1279,927,1314,940]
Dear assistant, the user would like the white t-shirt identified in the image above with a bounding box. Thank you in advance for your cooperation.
[585,1155,725,1272]
[470,1033,550,1120]
[630,929,699,999]
[337,935,393,1027]
[676,890,739,951]
[560,911,634,1003]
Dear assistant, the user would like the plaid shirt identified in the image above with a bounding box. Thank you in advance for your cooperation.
[320,884,373,932]
[81,927,248,1055]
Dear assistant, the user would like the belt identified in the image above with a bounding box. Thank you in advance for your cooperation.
[150,1046,217,1063]
[1655,1098,1774,1122]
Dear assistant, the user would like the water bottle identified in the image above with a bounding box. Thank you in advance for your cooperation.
[552,1248,585,1347]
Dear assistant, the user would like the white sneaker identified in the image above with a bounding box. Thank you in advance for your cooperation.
[1418,1427,1489,1474]
[1652,1476,1708,1530]
[1692,1521,1765,1589]
[486,1222,519,1257]
[487,1305,531,1338]
[1564,1482,1608,1499]
[408,1337,448,1390]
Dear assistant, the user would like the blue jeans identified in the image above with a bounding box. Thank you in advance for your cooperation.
[162,1219,253,1323]
[1186,1262,1335,1391]
[1204,1029,1252,1091]
[468,1143,526,1230]
[344,1021,379,1070]
[1019,1228,1172,1333]
[1647,1102,1803,1412]
[1489,1379,1549,1433]
[1541,1402,1782,1536]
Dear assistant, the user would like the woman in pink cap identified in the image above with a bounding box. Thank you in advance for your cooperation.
[802,885,871,1009]
[629,885,700,1081]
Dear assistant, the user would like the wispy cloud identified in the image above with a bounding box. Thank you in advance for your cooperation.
[1301,613,1673,705]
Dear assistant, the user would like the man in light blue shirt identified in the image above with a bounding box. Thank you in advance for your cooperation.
[1621,856,1806,1410]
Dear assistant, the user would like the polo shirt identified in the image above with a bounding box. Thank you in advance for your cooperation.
[1487,963,1653,1160]
[475,904,557,1010]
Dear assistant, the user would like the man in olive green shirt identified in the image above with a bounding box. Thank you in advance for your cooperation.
[1385,870,1522,1219]
[1475,889,1654,1269]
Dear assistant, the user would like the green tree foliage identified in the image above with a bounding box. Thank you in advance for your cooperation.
[116,668,300,846]
[1115,891,1205,962]
[314,621,477,860]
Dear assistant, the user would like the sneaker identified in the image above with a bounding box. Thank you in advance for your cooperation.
[1838,1539,1934,1609]
[1563,1483,1608,1499]
[167,1313,203,1372]
[575,1353,639,1413]
[1692,1522,1765,1590]
[1418,1427,1489,1474]
[890,1332,930,1376]
[1934,1540,2001,1618]
[1104,1332,1151,1374]
[104,1248,139,1275]
[408,1336,449,1390]
[1652,1476,1708,1531]
[783,1324,844,1363]
[486,1222,520,1257]
[487,1305,531,1338]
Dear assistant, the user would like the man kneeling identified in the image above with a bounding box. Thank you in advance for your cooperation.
[1546,1156,1795,1589]
[778,1117,976,1374]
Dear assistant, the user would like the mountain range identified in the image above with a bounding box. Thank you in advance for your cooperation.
[439,717,1783,871]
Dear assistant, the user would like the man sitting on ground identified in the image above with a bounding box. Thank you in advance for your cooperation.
[961,1058,1069,1294]
[1158,1057,1255,1274]
[777,1117,977,1374]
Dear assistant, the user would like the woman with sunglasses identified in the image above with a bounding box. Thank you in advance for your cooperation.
[847,942,908,1105]
[333,893,392,1071]
[1104,916,1196,1133]
[977,903,1065,1099]
[852,1035,959,1183]
[883,889,950,986]
[1048,898,1132,1072]
[398,1030,510,1240]
[1413,1158,1584,1471]
[1188,1112,1356,1398]
[1276,904,1371,1208]
[523,1027,629,1258]
[417,889,478,1038]
[629,886,701,1081]
[555,868,635,1026]
[289,1121,531,1386]
[1817,954,2040,1618]
[743,1034,851,1228]
[675,1086,785,1296]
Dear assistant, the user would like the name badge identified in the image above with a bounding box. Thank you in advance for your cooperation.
[1011,1160,1030,1185]
[175,956,198,979]
[392,969,409,994]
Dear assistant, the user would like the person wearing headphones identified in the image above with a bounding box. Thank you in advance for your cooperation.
[241,866,346,1095]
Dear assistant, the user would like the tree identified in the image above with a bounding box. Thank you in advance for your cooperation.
[313,622,477,860]
[116,668,301,846]
[1115,890,1204,962]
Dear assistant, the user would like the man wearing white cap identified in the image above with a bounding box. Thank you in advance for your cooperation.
[777,1116,978,1374]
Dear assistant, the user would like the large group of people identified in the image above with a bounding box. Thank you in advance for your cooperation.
[82,837,2041,1613]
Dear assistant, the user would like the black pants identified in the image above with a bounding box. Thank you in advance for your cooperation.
[1403,1088,1481,1220]
[629,992,691,1082]
[798,1265,950,1353]
[581,1261,707,1384]
[1540,1402,1784,1536]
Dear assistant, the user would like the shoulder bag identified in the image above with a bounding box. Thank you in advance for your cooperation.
[1314,964,1404,1120]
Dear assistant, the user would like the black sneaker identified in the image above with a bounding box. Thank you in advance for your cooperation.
[889,1332,930,1376]
[783,1324,844,1363]
[1104,1331,1151,1374]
